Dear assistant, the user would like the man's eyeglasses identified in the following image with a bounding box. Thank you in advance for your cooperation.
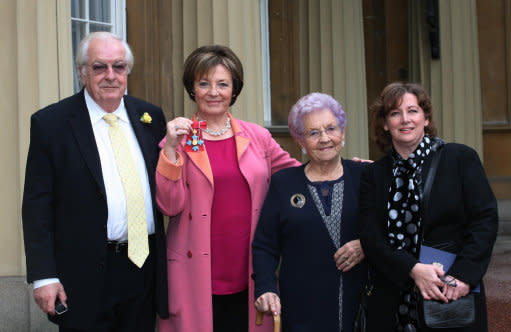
[87,62,129,75]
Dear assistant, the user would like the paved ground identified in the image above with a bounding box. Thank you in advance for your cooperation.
[484,235,511,332]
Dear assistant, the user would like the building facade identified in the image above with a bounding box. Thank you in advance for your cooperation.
[1,0,509,330]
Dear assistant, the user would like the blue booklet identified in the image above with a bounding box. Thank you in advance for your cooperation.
[419,245,480,293]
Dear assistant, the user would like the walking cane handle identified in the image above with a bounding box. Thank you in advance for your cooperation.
[255,311,281,332]
[273,313,281,332]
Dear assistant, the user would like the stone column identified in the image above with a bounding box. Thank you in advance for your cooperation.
[410,0,483,155]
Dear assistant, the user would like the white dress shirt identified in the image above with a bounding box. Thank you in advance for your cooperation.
[34,90,155,289]
[85,89,155,241]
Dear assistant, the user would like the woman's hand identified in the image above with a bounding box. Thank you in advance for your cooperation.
[334,239,365,272]
[255,292,281,316]
[351,157,373,163]
[163,117,193,162]
[441,275,470,301]
[410,263,448,302]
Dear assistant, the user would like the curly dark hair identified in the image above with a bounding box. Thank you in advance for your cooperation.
[369,82,438,152]
[182,45,244,107]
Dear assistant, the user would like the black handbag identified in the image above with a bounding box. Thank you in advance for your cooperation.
[417,146,476,329]
[353,292,367,332]
[418,292,475,328]
[353,272,373,332]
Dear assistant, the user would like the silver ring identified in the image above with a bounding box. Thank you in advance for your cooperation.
[345,261,350,265]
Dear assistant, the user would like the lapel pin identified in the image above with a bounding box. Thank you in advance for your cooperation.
[140,112,152,124]
[290,193,306,208]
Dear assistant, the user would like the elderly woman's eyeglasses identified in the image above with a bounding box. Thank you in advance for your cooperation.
[305,125,341,140]
[87,62,128,75]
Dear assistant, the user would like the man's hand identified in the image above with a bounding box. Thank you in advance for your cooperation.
[34,282,67,315]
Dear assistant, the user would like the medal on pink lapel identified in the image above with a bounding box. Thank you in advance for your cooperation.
[185,120,206,152]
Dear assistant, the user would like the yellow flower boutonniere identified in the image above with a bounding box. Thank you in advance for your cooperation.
[140,112,152,124]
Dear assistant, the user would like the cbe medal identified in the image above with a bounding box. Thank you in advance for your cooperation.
[185,120,206,152]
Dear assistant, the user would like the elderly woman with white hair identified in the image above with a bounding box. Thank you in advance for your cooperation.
[252,92,368,331]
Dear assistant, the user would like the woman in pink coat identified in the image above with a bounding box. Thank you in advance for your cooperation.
[156,45,299,332]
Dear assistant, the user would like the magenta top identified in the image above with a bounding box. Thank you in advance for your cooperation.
[206,137,252,294]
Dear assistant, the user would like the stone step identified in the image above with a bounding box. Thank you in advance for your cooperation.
[498,221,511,235]
[485,232,511,332]
[498,200,511,236]
[498,200,511,219]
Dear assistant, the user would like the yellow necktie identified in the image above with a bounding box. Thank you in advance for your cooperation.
[103,114,149,268]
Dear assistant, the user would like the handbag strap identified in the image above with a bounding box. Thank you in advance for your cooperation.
[422,147,443,213]
[418,146,443,251]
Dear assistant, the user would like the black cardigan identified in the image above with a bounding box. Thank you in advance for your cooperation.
[253,160,367,332]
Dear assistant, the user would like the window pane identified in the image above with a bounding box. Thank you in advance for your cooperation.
[72,21,87,92]
[269,0,299,126]
[90,23,112,33]
[70,0,121,93]
[71,0,85,19]
[90,0,111,22]
[71,21,86,61]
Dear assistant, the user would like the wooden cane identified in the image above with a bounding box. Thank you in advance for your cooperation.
[273,313,281,332]
[256,311,281,332]
[256,311,264,325]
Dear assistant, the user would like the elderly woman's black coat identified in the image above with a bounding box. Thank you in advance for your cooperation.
[359,143,498,331]
[253,160,367,332]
